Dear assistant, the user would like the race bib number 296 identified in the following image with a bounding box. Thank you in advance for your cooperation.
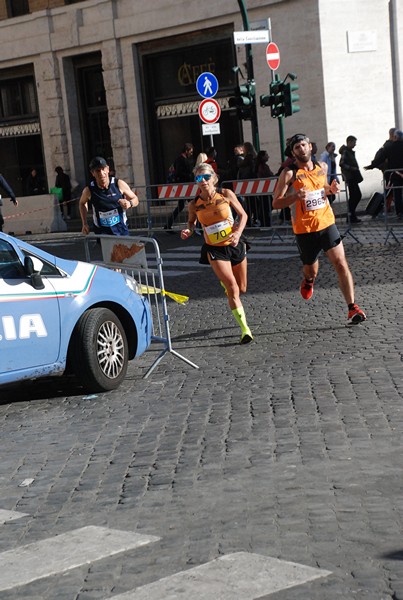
[304,189,326,211]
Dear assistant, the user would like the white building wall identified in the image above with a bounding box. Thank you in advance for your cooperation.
[319,0,395,197]
[0,0,400,196]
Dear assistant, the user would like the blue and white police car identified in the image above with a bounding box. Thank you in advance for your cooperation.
[0,232,152,392]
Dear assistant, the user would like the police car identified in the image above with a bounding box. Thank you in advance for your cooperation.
[0,232,152,392]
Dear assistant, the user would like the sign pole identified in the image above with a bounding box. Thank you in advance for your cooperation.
[266,29,286,163]
[237,0,260,152]
[196,75,221,145]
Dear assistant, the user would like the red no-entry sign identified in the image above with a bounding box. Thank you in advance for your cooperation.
[266,42,280,71]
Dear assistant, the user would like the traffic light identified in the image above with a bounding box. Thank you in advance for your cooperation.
[283,82,300,117]
[268,80,286,118]
[229,81,256,120]
[260,77,300,119]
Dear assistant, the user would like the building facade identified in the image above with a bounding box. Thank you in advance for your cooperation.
[0,0,401,201]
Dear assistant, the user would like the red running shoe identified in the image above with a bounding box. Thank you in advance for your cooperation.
[348,304,367,324]
[300,278,314,300]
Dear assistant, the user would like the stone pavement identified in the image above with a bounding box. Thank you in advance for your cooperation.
[0,225,403,599]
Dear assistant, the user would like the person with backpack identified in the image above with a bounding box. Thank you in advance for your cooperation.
[273,133,366,325]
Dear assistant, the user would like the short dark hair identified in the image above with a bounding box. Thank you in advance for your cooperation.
[89,156,108,170]
[288,133,309,150]
[346,135,357,143]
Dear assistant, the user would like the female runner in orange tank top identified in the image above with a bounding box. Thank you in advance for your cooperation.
[181,162,253,344]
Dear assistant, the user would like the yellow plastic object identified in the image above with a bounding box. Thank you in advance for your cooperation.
[139,284,188,304]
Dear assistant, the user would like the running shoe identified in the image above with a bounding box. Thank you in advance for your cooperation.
[348,304,367,324]
[240,330,253,345]
[300,278,314,300]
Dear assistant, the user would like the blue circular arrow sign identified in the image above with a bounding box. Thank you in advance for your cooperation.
[196,72,219,99]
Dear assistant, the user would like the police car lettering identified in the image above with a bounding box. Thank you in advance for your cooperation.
[0,314,48,341]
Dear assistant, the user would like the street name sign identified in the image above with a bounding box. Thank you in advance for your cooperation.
[233,30,269,44]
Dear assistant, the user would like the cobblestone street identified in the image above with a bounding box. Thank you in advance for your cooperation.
[0,230,403,599]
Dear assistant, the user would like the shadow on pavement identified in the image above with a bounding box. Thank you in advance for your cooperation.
[0,376,86,404]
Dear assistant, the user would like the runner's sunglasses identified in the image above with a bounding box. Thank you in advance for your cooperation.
[195,174,212,182]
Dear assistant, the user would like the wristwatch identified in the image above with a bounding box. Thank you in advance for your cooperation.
[128,199,134,207]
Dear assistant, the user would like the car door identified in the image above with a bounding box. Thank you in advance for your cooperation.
[0,238,61,373]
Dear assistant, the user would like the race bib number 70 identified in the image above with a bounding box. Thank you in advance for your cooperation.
[205,219,232,244]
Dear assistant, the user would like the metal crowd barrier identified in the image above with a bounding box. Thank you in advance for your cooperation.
[327,176,363,244]
[83,234,199,378]
[126,183,200,234]
[382,168,403,244]
[221,176,295,244]
[125,174,399,247]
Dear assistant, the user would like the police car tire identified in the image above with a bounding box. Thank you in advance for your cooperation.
[71,307,129,392]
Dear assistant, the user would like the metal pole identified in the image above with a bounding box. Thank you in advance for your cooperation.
[278,117,285,163]
[237,0,259,151]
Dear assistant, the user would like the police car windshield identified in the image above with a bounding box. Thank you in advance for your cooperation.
[0,240,24,279]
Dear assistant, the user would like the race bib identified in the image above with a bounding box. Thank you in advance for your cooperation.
[205,219,232,244]
[304,188,326,211]
[99,208,121,227]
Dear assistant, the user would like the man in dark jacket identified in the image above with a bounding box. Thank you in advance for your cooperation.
[0,174,18,232]
[55,166,72,218]
[339,136,363,223]
[365,129,403,219]
[365,127,397,174]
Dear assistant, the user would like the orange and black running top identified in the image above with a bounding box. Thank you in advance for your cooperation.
[289,163,335,234]
[194,191,234,246]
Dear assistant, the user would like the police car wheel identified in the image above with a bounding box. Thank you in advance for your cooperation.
[71,308,129,392]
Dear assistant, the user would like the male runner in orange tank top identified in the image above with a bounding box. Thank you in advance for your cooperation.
[273,134,366,324]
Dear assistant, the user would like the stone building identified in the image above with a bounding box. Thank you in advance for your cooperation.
[0,0,401,201]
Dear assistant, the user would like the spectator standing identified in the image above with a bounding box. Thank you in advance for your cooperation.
[225,144,244,182]
[364,129,403,219]
[238,142,256,179]
[311,142,318,163]
[26,168,46,195]
[254,150,274,226]
[320,142,339,204]
[238,142,257,226]
[79,156,138,236]
[0,173,18,232]
[205,147,218,173]
[165,142,194,231]
[195,152,208,168]
[55,166,72,219]
[276,138,295,223]
[339,135,363,223]
[366,127,397,175]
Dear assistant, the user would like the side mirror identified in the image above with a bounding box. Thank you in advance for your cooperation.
[24,256,45,290]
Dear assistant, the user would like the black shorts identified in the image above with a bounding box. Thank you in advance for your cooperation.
[199,239,247,265]
[296,224,341,265]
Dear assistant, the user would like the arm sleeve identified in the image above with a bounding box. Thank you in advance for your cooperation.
[0,174,16,200]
